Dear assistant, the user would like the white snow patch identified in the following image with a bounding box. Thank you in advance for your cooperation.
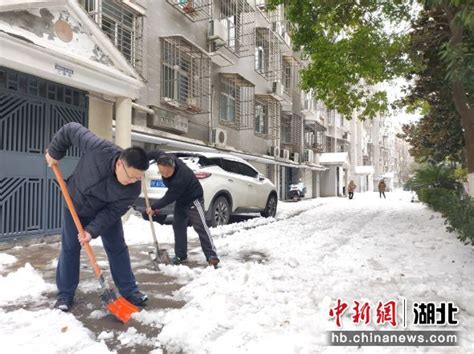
[0,253,16,272]
[89,309,108,319]
[0,308,111,353]
[117,327,154,348]
[97,331,114,340]
[0,263,54,305]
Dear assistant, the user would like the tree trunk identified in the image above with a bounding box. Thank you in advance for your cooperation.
[452,80,474,195]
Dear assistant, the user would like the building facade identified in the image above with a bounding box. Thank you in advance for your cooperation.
[0,0,407,242]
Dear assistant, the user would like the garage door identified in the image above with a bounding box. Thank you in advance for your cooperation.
[0,67,88,242]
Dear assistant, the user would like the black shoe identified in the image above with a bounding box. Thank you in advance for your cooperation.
[171,256,188,265]
[54,298,73,312]
[125,290,148,307]
[208,256,220,268]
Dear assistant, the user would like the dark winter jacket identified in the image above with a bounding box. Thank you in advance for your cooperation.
[378,181,386,192]
[48,122,141,238]
[148,151,203,210]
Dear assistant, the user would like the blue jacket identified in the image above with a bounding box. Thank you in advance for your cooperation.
[48,122,141,238]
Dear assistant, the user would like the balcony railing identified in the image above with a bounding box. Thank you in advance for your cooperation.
[166,0,212,22]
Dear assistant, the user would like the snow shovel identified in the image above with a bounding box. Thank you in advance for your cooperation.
[51,164,139,323]
[142,179,171,270]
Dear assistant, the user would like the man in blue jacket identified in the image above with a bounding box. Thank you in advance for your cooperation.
[145,152,219,267]
[45,122,149,311]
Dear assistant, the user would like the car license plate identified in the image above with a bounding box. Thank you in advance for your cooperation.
[150,179,165,188]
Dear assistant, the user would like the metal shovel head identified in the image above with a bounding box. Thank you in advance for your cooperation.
[149,249,171,268]
[106,296,140,323]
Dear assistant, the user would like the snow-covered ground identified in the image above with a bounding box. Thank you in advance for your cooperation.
[0,191,473,353]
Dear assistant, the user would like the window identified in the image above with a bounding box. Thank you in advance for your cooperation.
[219,74,254,129]
[221,159,241,174]
[220,79,236,122]
[219,0,256,57]
[79,0,143,72]
[221,159,258,178]
[255,95,280,139]
[161,36,211,113]
[255,46,265,73]
[282,59,291,94]
[255,103,268,135]
[281,119,291,144]
[255,28,281,80]
[239,163,258,178]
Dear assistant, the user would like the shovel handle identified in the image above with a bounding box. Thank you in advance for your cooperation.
[142,179,160,249]
[51,164,102,278]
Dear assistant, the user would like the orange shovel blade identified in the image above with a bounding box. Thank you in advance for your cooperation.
[106,296,140,323]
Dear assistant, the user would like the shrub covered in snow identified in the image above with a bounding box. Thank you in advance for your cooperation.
[410,163,474,245]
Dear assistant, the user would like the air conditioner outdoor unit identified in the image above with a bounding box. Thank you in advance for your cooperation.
[269,145,280,158]
[211,128,227,147]
[303,149,314,163]
[208,19,228,45]
[163,97,180,108]
[282,149,290,160]
[272,81,284,96]
[293,152,300,163]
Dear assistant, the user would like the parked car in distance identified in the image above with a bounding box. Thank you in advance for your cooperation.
[134,152,278,227]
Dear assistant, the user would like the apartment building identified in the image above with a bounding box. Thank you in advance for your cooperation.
[0,0,405,242]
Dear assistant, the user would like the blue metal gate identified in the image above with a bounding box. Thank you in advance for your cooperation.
[0,67,88,242]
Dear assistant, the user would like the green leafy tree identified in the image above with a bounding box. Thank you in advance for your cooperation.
[270,0,474,188]
[398,7,464,164]
[427,0,474,185]
[268,0,415,119]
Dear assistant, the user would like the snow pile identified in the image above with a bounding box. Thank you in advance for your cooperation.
[117,327,155,348]
[154,192,474,352]
[0,308,111,353]
[0,263,54,305]
[0,253,16,272]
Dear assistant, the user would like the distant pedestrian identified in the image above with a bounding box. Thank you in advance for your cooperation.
[378,179,387,199]
[348,180,357,200]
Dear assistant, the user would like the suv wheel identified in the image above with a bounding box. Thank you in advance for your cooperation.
[261,194,277,218]
[210,196,230,227]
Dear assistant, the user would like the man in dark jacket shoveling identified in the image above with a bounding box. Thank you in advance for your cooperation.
[45,122,149,311]
[145,152,219,267]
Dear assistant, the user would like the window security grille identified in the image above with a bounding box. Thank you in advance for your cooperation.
[282,55,299,95]
[219,73,254,129]
[219,0,256,57]
[161,36,211,114]
[291,113,303,152]
[255,28,282,81]
[280,114,291,145]
[255,0,282,24]
[304,120,327,152]
[255,95,280,139]
[166,0,212,22]
[79,0,144,73]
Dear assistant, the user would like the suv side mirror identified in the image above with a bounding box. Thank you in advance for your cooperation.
[258,173,265,181]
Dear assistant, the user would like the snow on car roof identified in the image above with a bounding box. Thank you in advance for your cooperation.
[169,151,254,166]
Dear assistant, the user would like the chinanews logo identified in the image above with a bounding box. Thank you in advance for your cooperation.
[327,298,461,347]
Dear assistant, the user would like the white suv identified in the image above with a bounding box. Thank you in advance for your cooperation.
[135,152,278,226]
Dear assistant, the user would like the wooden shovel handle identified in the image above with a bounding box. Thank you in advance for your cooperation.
[51,164,102,278]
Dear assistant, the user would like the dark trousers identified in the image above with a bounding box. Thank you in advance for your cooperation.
[173,198,218,261]
[56,208,138,301]
[348,192,354,199]
[380,191,386,198]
